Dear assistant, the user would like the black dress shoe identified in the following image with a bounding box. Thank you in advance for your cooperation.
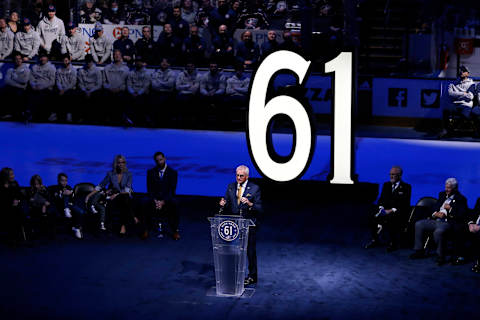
[244,277,257,285]
[436,256,446,266]
[364,240,380,249]
[409,250,426,259]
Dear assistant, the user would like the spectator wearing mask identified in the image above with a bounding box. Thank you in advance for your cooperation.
[126,56,152,125]
[235,30,260,69]
[156,23,182,65]
[1,53,30,120]
[151,58,177,126]
[90,23,112,64]
[103,49,130,123]
[135,26,155,65]
[61,22,85,62]
[55,54,78,123]
[0,18,14,60]
[37,5,65,56]
[183,25,206,66]
[29,52,56,121]
[77,54,103,122]
[103,1,126,24]
[211,24,234,67]
[14,18,40,61]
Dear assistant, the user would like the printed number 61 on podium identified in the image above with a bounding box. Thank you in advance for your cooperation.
[247,51,354,184]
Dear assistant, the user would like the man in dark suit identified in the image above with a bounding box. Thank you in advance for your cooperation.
[410,177,468,265]
[219,165,262,285]
[365,166,412,251]
[146,152,179,240]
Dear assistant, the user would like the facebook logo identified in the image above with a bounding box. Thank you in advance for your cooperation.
[388,88,408,107]
[421,89,440,108]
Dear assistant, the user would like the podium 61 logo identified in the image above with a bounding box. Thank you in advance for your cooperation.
[218,220,239,242]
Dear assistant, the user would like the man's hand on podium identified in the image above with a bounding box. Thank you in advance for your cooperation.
[154,199,165,210]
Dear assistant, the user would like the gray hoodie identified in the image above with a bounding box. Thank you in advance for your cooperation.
[5,64,31,89]
[200,72,226,96]
[61,33,85,61]
[226,74,250,96]
[0,28,14,59]
[151,69,176,92]
[103,62,129,91]
[30,62,56,90]
[90,33,112,64]
[78,64,103,93]
[37,16,65,53]
[448,77,476,108]
[127,67,151,95]
[175,70,199,95]
[14,29,41,59]
[56,64,77,91]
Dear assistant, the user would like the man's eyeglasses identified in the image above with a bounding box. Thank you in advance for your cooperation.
[237,174,245,177]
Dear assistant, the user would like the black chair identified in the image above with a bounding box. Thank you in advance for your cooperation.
[443,108,479,137]
[403,197,437,247]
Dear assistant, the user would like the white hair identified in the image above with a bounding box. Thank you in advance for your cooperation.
[445,177,458,189]
[236,165,249,176]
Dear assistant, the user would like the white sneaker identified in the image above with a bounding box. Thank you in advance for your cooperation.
[66,113,73,122]
[72,227,83,239]
[48,113,57,122]
[100,222,106,231]
[64,208,72,218]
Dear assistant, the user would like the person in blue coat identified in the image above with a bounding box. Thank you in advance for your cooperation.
[219,165,262,285]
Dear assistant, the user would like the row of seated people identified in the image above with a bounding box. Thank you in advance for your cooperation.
[365,166,480,273]
[0,50,250,127]
[0,152,179,245]
[2,7,301,68]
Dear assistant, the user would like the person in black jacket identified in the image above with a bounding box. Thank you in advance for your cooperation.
[0,167,25,245]
[365,166,411,251]
[410,177,468,265]
[219,165,262,285]
[135,26,155,65]
[145,152,179,240]
[113,27,135,64]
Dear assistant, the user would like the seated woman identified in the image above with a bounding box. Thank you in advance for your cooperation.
[0,167,25,245]
[86,155,137,236]
[27,174,56,238]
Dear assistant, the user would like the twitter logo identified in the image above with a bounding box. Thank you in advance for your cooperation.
[421,89,440,108]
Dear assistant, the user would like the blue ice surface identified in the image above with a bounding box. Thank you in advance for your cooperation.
[1,122,479,206]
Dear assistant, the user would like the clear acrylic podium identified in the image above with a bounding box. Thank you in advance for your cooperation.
[208,215,255,297]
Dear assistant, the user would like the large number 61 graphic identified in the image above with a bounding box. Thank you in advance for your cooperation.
[247,50,355,184]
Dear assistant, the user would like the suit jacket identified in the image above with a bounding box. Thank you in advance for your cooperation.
[377,180,412,215]
[222,180,262,222]
[146,166,178,202]
[433,190,468,223]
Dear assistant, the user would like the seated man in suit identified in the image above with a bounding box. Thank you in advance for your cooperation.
[365,166,411,251]
[146,152,179,240]
[219,165,262,285]
[410,178,468,265]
